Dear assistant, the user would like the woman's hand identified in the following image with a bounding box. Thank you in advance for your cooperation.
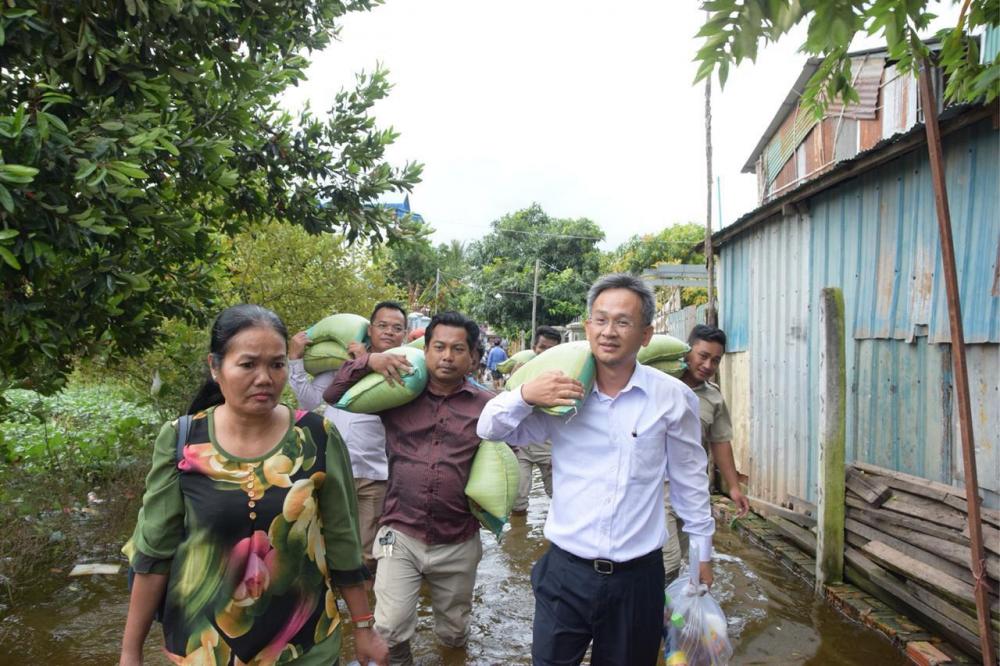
[354,626,389,666]
[289,331,309,360]
[367,352,412,387]
[346,341,367,359]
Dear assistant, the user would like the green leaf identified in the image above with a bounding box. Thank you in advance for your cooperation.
[109,161,149,179]
[0,246,21,270]
[75,160,98,181]
[0,184,13,213]
[0,164,39,184]
[0,229,18,241]
[99,121,124,131]
[43,112,68,133]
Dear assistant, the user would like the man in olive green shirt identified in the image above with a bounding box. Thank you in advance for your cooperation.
[665,324,748,579]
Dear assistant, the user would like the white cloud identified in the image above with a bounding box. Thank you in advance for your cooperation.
[282,0,958,250]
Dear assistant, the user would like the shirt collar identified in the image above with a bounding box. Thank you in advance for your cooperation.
[426,378,478,398]
[591,363,650,400]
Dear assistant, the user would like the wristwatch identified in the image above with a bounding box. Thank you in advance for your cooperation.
[352,614,375,629]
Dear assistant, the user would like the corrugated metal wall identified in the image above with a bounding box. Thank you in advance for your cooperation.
[719,117,1000,508]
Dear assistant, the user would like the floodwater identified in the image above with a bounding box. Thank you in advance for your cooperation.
[0,478,908,665]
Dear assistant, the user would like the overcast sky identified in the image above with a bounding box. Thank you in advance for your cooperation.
[281,1,958,250]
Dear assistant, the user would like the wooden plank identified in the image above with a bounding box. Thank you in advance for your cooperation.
[770,515,817,557]
[961,521,1000,557]
[846,506,1000,579]
[785,494,816,516]
[844,517,987,590]
[861,541,999,616]
[853,462,1000,528]
[844,549,982,659]
[881,490,967,530]
[846,468,892,507]
[852,461,972,498]
[846,498,969,544]
[749,497,817,528]
[904,580,1000,638]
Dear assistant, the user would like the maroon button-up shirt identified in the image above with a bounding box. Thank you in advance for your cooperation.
[324,352,493,545]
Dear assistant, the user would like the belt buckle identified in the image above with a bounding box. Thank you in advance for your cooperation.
[593,559,614,575]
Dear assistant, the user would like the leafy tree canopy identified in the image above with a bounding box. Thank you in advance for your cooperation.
[0,0,421,394]
[465,204,604,334]
[694,0,1000,118]
[84,221,401,414]
[603,222,708,309]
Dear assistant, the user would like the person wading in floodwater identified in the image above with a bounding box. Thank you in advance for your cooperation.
[478,273,715,665]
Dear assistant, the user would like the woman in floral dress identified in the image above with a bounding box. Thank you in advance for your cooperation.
[120,304,387,665]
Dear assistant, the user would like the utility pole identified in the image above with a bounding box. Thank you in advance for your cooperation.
[704,66,717,327]
[530,258,540,337]
[434,268,440,314]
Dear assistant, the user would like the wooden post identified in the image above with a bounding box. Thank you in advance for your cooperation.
[918,59,996,666]
[704,70,717,327]
[816,287,846,592]
[530,258,540,336]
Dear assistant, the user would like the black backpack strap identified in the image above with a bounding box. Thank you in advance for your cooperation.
[175,414,192,463]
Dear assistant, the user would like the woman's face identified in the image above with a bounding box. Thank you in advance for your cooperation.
[211,325,288,417]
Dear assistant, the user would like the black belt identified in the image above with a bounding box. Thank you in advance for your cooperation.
[551,543,662,575]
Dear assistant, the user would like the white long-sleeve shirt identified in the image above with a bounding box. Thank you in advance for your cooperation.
[477,362,715,562]
[288,359,388,481]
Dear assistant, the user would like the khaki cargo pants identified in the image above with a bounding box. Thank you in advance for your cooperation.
[372,525,483,649]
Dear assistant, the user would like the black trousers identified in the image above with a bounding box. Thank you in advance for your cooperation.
[531,544,665,666]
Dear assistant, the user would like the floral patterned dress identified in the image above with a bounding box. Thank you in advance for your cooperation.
[125,405,366,665]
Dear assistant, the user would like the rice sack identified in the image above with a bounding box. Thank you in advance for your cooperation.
[637,334,690,364]
[306,313,369,345]
[505,340,595,416]
[496,349,535,374]
[334,346,427,414]
[302,340,352,375]
[465,440,520,540]
[649,358,688,379]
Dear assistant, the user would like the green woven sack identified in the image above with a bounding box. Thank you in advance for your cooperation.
[306,313,369,345]
[465,440,519,541]
[334,346,427,413]
[302,340,351,375]
[649,358,688,378]
[496,349,535,374]
[637,334,690,364]
[407,336,425,350]
[505,340,595,416]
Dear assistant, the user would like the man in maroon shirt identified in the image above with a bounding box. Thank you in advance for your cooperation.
[324,311,492,665]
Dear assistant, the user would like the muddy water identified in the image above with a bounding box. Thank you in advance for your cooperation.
[0,481,907,665]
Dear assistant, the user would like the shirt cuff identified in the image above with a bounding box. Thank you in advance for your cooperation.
[288,358,307,376]
[690,534,713,562]
[330,565,372,586]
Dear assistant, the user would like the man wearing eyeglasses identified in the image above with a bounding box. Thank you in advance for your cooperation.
[477,274,714,665]
[289,300,408,587]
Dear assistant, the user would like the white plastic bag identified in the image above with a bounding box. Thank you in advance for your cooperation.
[663,546,733,666]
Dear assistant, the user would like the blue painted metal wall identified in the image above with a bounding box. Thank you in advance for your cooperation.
[719,118,999,507]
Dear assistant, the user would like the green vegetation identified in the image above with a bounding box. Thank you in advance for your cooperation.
[694,0,1000,118]
[0,383,163,602]
[0,0,421,394]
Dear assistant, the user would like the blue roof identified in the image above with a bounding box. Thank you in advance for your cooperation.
[381,195,424,223]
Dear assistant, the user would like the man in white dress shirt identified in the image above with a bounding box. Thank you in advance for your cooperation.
[477,274,714,665]
[288,301,408,585]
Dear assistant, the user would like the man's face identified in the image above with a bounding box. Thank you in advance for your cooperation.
[585,288,653,368]
[533,335,559,355]
[368,307,406,353]
[425,325,474,384]
[687,339,724,383]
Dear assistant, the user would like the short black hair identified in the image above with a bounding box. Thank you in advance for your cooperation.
[425,311,480,351]
[688,324,727,348]
[534,325,561,345]
[370,300,407,323]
